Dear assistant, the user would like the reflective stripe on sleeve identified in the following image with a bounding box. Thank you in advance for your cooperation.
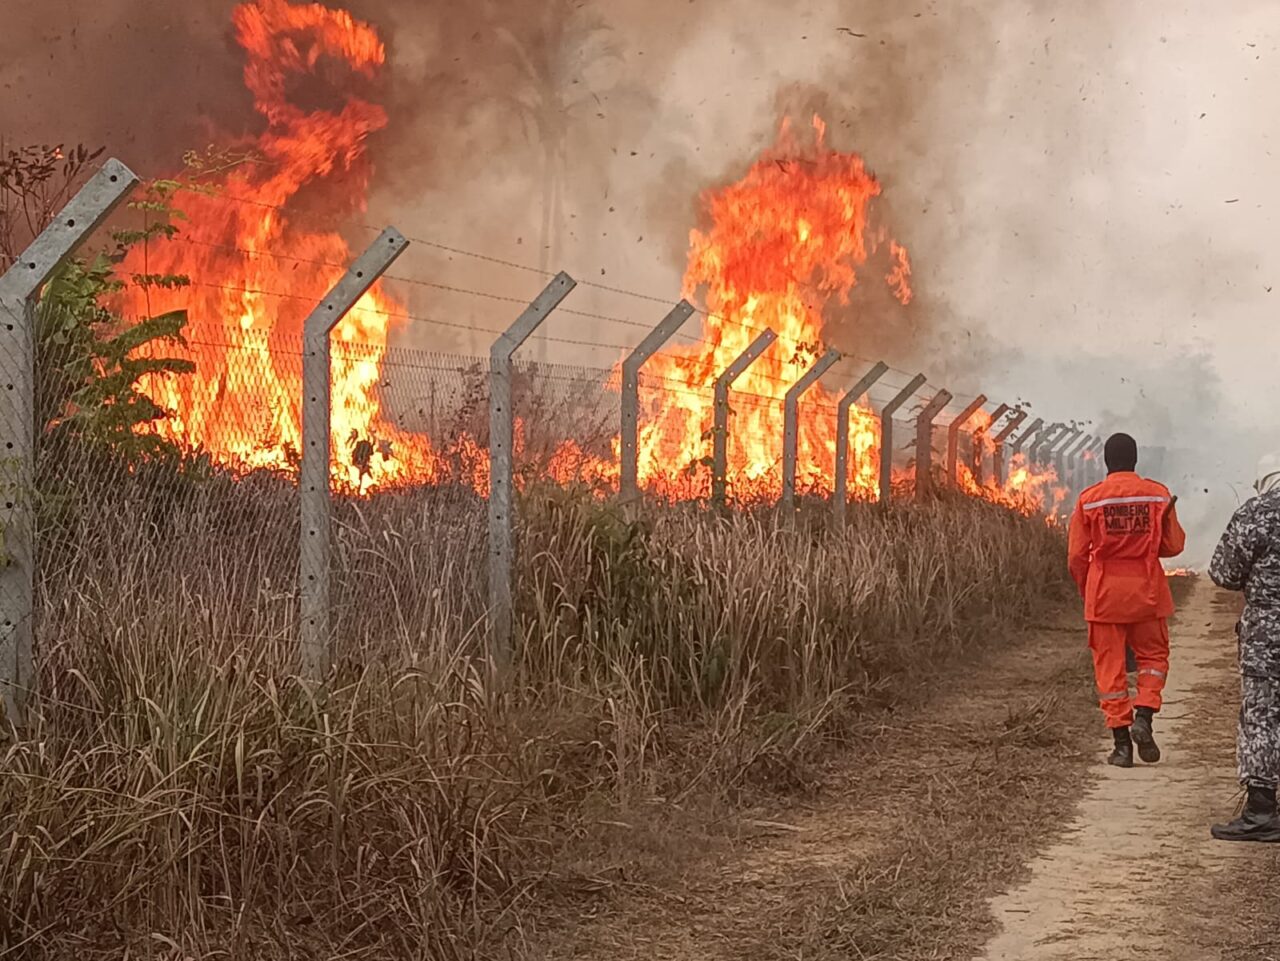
[1082,495,1170,510]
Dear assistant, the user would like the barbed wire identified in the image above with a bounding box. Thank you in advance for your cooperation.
[381,273,704,348]
[161,187,913,371]
[179,274,922,401]
[186,278,319,306]
[163,192,1044,424]
[133,184,1053,425]
[135,233,708,350]
[134,193,938,401]
[134,290,919,418]
[163,235,354,273]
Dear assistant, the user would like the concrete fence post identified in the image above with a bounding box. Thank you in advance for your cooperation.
[1064,435,1095,496]
[947,394,987,486]
[0,158,138,725]
[879,374,928,504]
[620,300,695,503]
[834,361,889,528]
[1056,431,1082,495]
[711,329,777,512]
[1093,437,1107,484]
[974,402,1009,485]
[1076,434,1097,494]
[1053,429,1078,484]
[915,389,953,496]
[1032,424,1066,468]
[489,272,577,669]
[782,349,841,517]
[1062,432,1091,512]
[991,409,1028,487]
[299,228,408,680]
[1010,417,1043,460]
[1043,428,1076,483]
[1049,427,1080,481]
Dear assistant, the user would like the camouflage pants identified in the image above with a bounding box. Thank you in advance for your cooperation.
[1239,675,1280,789]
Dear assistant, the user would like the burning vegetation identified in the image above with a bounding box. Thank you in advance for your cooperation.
[114,0,1060,513]
[638,115,894,501]
[1,2,1097,956]
[116,0,436,492]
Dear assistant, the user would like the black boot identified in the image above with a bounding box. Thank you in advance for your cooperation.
[1131,706,1161,763]
[1211,784,1280,843]
[1108,728,1134,768]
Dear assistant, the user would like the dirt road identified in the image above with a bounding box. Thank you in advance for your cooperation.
[979,579,1280,961]
[535,579,1280,961]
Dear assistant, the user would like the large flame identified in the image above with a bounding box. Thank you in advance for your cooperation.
[118,0,434,491]
[634,116,901,501]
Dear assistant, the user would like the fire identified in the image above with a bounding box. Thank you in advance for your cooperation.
[949,411,1067,515]
[111,0,1064,520]
[117,0,434,491]
[633,116,905,501]
[885,242,913,307]
[981,454,1067,515]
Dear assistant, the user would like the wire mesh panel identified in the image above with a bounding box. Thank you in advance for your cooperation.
[511,358,621,495]
[35,308,309,675]
[329,344,490,656]
[720,388,787,505]
[632,367,717,502]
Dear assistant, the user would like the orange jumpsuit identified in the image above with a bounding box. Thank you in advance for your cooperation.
[1067,471,1187,729]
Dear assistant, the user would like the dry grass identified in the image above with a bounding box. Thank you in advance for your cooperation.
[0,467,1072,959]
[803,671,1096,961]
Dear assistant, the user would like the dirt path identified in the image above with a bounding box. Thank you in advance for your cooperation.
[978,579,1280,961]
[536,600,1106,960]
[535,579,1280,961]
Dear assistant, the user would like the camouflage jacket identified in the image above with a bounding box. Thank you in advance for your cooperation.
[1210,490,1280,677]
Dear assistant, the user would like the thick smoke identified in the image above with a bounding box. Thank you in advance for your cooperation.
[4,0,1277,560]
[0,0,248,172]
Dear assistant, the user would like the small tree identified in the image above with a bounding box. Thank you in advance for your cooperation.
[37,258,195,468]
[2,145,197,472]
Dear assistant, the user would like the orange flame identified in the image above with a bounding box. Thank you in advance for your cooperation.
[955,451,1066,516]
[633,116,905,501]
[118,0,435,491]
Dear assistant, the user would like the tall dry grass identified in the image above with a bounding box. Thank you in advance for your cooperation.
[1,470,1069,959]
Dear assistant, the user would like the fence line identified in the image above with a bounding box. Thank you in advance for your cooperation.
[3,158,1103,719]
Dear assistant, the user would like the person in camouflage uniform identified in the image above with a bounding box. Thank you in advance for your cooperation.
[1209,451,1280,842]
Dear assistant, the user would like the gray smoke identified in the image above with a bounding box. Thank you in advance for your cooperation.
[0,0,247,173]
[4,0,1276,561]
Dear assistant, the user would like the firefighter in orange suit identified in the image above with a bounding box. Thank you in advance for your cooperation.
[1068,433,1187,767]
